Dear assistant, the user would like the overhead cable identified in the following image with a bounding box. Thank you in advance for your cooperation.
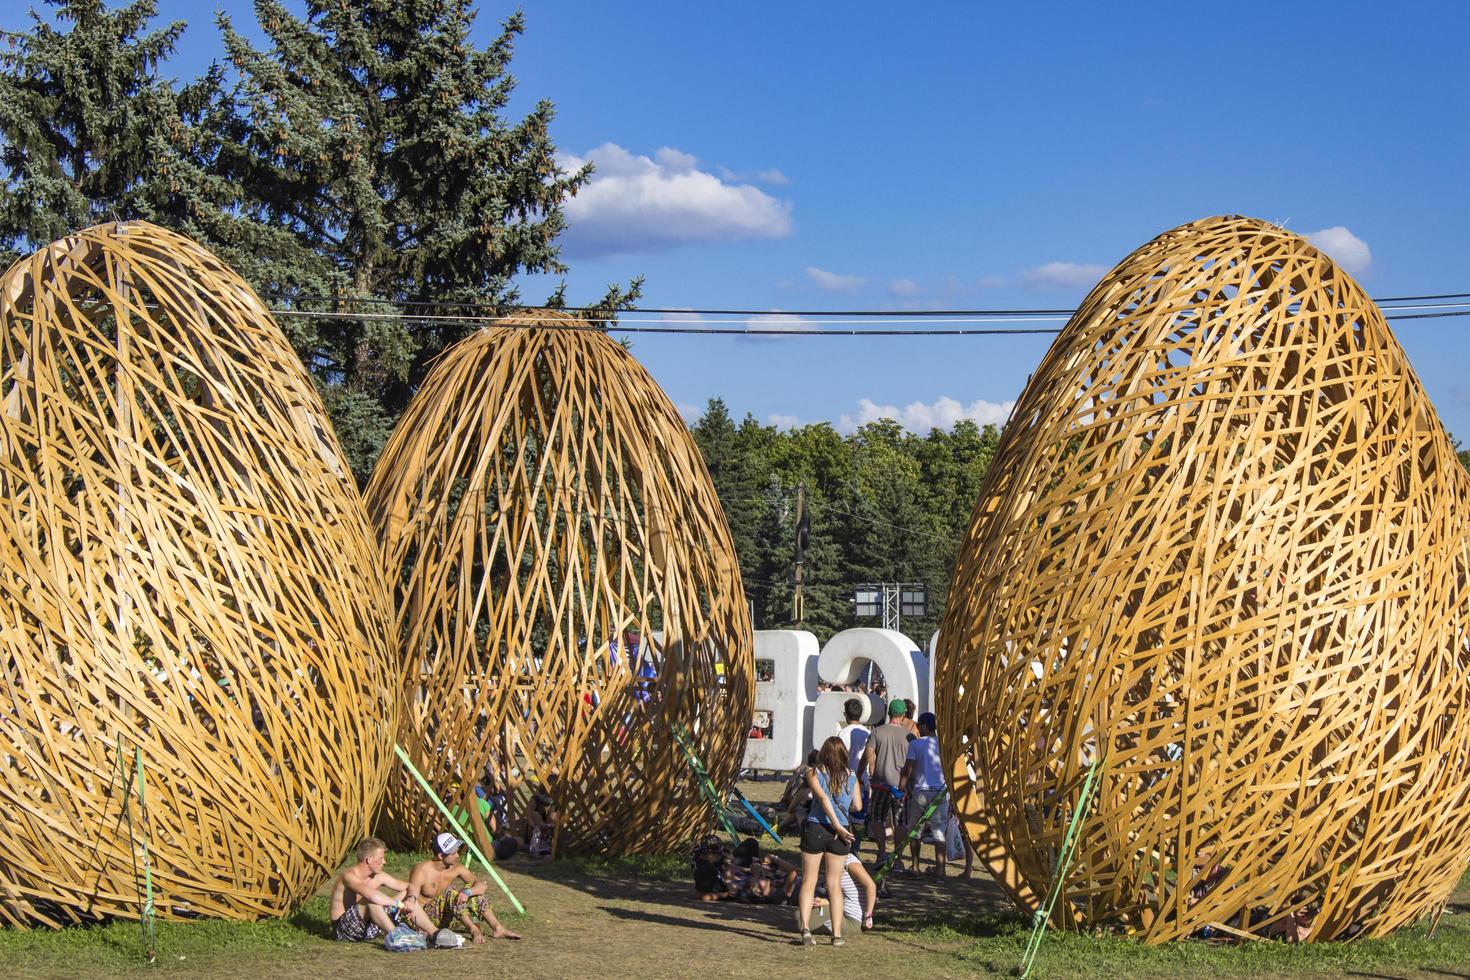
[267,306,1470,336]
[263,290,1470,315]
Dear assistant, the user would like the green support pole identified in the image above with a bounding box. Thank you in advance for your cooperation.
[1018,755,1107,980]
[671,725,740,844]
[392,744,526,915]
[871,786,948,889]
[117,743,156,964]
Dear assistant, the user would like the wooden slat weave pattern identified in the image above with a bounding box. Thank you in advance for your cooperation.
[365,314,752,854]
[0,222,398,926]
[938,215,1470,943]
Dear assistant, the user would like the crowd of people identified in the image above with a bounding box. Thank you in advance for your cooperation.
[706,696,976,946]
[326,693,972,951]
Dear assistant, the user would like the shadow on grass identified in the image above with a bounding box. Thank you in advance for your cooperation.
[598,905,790,944]
[285,897,333,939]
[534,853,689,882]
[880,907,1028,941]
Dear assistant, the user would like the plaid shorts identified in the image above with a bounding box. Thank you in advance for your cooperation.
[869,782,902,826]
[333,902,399,942]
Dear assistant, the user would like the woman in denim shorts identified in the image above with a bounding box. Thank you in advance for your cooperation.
[795,736,864,947]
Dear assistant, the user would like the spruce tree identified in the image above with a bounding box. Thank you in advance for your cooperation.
[214,0,637,478]
[0,0,224,266]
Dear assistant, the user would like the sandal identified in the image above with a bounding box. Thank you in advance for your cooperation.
[800,929,815,946]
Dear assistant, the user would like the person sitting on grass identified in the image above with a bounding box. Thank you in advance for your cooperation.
[816,853,879,936]
[785,851,879,935]
[729,837,797,903]
[408,833,522,943]
[777,750,819,835]
[519,785,557,857]
[692,834,734,901]
[330,837,437,943]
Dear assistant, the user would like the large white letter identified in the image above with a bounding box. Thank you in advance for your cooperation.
[811,628,927,753]
[742,630,819,770]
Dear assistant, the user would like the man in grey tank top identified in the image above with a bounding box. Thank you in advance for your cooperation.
[862,699,915,869]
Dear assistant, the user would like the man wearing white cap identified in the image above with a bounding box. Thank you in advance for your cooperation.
[408,832,523,944]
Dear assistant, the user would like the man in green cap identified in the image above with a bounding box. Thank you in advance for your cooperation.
[862,698,916,870]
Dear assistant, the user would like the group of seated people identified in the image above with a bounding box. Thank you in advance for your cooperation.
[692,834,878,935]
[330,833,522,948]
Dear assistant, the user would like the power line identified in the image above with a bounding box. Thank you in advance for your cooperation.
[1382,310,1470,321]
[264,290,1470,315]
[267,305,1470,336]
[814,502,953,543]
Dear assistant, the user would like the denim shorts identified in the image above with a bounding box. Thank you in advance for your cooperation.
[800,819,850,855]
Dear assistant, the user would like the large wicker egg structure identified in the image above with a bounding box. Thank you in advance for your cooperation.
[366,312,752,855]
[0,222,397,926]
[938,215,1470,943]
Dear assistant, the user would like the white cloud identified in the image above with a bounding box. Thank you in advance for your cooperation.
[1306,226,1372,277]
[885,274,1007,306]
[806,266,867,291]
[718,165,790,187]
[838,396,1015,434]
[560,143,793,256]
[653,147,699,171]
[739,312,821,344]
[767,413,802,429]
[676,403,703,424]
[1020,261,1108,291]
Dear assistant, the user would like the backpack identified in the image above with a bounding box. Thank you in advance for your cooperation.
[384,924,428,952]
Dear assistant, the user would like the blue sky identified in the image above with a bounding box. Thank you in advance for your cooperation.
[10,1,1470,437]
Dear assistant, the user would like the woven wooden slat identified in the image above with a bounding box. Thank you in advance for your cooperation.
[0,222,397,926]
[938,215,1470,943]
[365,313,752,855]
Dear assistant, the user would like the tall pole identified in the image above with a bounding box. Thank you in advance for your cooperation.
[793,484,806,630]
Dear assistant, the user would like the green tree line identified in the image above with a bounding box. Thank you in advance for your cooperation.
[690,399,1001,646]
[7,0,1466,647]
[0,0,636,481]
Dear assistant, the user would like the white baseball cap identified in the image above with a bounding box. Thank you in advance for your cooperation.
[434,832,463,855]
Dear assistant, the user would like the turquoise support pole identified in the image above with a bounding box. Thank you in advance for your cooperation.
[730,786,782,845]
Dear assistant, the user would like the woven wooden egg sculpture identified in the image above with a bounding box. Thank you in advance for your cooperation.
[366,312,752,855]
[0,222,397,926]
[938,215,1470,943]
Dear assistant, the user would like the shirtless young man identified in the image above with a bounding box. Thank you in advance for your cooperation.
[330,837,436,942]
[408,833,522,943]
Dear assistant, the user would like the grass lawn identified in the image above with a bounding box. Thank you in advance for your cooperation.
[4,785,1469,979]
